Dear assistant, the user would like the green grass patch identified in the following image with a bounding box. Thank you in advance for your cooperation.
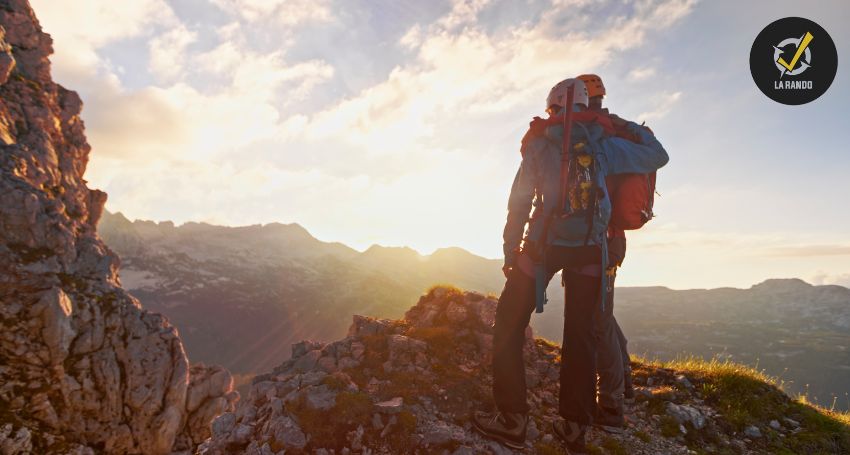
[535,337,561,351]
[635,356,850,453]
[600,436,628,455]
[288,390,373,450]
[7,243,53,264]
[408,326,455,357]
[374,369,433,403]
[633,430,651,443]
[320,372,351,391]
[534,441,567,454]
[383,410,418,453]
[659,415,680,438]
[425,284,465,301]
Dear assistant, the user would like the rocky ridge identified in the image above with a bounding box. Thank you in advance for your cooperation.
[0,1,236,453]
[202,286,848,454]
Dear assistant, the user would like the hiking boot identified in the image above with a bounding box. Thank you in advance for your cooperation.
[593,404,625,434]
[471,410,527,449]
[552,419,588,454]
[623,384,636,404]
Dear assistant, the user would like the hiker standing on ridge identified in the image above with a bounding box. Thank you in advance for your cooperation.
[471,77,668,454]
[577,73,636,435]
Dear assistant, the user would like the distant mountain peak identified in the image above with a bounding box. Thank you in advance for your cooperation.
[263,221,310,233]
[751,278,813,292]
[430,246,477,258]
[105,210,132,224]
[363,244,423,258]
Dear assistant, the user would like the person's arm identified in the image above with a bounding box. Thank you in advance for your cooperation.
[502,156,536,274]
[597,121,669,175]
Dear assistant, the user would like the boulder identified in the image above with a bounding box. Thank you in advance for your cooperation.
[666,402,707,430]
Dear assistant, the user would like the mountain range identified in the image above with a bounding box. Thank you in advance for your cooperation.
[3,0,845,451]
[98,211,850,410]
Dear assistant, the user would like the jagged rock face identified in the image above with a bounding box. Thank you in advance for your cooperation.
[0,1,236,453]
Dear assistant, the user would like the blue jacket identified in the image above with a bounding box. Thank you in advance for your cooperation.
[503,120,668,267]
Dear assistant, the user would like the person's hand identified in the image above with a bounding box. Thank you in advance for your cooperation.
[502,265,512,278]
[523,240,541,263]
[607,236,626,267]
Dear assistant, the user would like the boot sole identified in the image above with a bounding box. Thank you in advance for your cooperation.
[593,422,625,434]
[552,423,588,455]
[471,418,526,450]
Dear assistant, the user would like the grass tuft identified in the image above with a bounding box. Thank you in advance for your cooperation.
[600,436,628,455]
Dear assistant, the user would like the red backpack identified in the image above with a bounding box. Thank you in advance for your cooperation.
[605,171,655,230]
[520,111,657,231]
[605,117,656,230]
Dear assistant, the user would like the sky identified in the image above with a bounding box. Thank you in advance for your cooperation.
[30,0,850,289]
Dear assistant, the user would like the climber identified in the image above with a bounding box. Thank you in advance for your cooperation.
[471,77,668,454]
[577,73,636,434]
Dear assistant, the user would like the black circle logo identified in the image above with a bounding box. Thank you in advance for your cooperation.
[750,17,838,105]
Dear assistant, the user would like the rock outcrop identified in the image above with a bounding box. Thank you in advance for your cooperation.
[0,1,236,453]
[203,286,850,454]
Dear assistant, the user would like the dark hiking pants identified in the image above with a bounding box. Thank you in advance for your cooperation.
[492,245,601,425]
[616,315,632,387]
[595,274,625,409]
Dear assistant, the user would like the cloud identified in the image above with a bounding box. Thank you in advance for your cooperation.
[766,245,850,257]
[209,0,332,25]
[628,66,656,81]
[291,0,698,157]
[30,0,179,86]
[809,272,850,288]
[84,53,334,162]
[437,0,493,29]
[149,25,197,83]
[637,91,682,121]
[31,0,177,47]
[40,10,334,163]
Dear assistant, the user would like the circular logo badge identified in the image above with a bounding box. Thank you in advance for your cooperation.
[750,17,838,105]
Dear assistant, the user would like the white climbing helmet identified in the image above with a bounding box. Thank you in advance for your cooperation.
[546,78,589,111]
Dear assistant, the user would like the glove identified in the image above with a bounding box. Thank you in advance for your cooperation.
[607,235,626,268]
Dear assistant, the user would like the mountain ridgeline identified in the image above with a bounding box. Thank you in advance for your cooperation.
[98,212,850,411]
[97,211,509,377]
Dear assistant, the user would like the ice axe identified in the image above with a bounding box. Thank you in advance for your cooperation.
[558,83,576,218]
[534,83,576,314]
